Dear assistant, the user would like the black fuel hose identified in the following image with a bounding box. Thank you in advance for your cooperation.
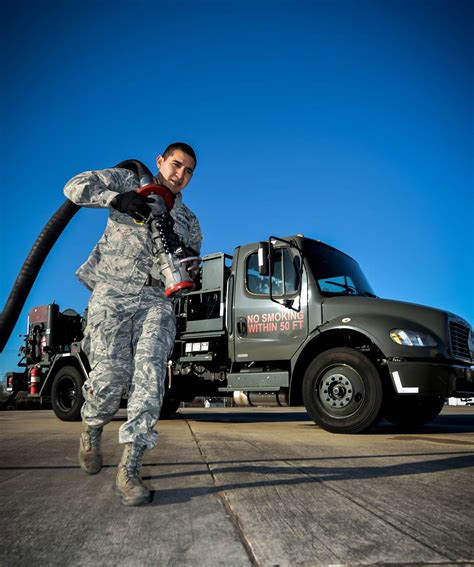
[0,199,80,352]
[0,159,153,353]
[115,159,154,186]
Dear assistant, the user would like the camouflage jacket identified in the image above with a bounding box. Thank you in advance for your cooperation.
[64,168,202,293]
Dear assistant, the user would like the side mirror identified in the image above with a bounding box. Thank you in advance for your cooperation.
[257,241,270,276]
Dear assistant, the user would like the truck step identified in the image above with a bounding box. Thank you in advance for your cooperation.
[224,371,289,390]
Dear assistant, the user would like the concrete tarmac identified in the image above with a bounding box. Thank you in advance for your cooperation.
[0,406,473,566]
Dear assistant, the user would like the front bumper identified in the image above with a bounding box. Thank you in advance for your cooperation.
[386,360,473,396]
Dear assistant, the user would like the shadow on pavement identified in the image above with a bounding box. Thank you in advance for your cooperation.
[147,450,474,506]
[181,409,474,434]
[180,410,311,423]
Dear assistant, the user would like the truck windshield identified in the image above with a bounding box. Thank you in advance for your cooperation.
[302,239,375,297]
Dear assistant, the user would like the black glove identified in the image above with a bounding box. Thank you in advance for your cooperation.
[110,191,152,222]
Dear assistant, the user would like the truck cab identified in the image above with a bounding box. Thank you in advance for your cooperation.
[172,235,473,432]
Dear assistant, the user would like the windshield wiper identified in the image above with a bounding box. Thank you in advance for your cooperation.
[323,282,376,298]
[323,281,359,294]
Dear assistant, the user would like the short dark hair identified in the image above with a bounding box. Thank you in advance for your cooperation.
[162,142,197,169]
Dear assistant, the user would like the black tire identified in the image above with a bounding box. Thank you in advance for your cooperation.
[383,396,445,429]
[302,347,383,433]
[51,366,84,421]
[160,395,181,419]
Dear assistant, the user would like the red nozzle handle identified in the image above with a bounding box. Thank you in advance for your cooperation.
[165,280,195,297]
[137,184,175,212]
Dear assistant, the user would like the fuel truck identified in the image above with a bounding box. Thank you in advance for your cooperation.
[5,235,473,433]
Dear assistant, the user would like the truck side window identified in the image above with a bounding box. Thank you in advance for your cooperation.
[246,249,299,296]
[284,251,300,294]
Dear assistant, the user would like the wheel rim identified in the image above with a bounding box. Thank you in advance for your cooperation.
[317,364,365,418]
[56,375,77,411]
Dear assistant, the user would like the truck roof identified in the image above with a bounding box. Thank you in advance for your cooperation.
[299,236,357,262]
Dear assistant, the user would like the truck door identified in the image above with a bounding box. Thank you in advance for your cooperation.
[232,243,308,362]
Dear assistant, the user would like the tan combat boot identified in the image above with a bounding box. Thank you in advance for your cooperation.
[78,423,103,474]
[115,442,151,506]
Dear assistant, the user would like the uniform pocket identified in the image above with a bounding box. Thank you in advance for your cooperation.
[95,223,145,285]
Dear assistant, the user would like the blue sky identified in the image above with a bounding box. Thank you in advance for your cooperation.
[1,0,473,376]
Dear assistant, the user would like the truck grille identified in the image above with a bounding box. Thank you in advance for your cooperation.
[449,321,471,360]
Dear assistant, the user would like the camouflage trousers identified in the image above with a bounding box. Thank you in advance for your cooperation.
[81,282,176,448]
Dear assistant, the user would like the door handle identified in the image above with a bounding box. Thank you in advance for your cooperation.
[237,317,248,337]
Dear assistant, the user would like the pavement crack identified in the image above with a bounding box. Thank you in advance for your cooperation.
[0,470,29,485]
[183,416,259,567]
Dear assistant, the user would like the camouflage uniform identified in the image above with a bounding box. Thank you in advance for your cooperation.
[64,168,202,448]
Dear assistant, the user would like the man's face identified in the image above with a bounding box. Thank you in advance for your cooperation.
[156,150,195,194]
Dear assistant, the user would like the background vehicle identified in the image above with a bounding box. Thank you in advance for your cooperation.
[5,236,473,432]
[446,397,474,406]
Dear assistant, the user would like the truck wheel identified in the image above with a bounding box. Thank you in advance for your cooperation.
[302,347,383,433]
[51,366,84,422]
[383,396,445,428]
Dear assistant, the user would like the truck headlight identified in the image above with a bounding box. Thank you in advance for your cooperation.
[390,329,437,347]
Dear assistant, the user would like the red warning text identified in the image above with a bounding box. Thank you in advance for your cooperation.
[246,311,304,334]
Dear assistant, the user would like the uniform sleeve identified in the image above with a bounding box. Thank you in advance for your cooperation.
[187,213,203,256]
[63,168,138,208]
